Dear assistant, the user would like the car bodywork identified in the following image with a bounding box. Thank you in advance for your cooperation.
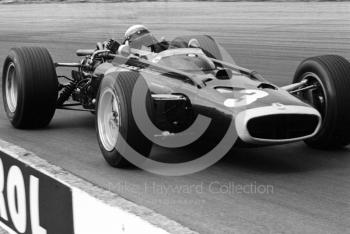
[60,43,321,146]
[4,32,350,171]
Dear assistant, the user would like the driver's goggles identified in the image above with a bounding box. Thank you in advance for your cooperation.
[127,29,150,41]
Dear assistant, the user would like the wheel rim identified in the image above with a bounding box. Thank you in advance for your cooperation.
[298,72,327,118]
[97,88,121,152]
[5,63,18,113]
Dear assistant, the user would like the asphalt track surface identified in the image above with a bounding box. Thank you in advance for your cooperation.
[0,2,350,234]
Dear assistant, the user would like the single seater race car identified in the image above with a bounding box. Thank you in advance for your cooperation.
[2,29,350,169]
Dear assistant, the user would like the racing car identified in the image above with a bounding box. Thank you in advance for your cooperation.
[3,26,350,168]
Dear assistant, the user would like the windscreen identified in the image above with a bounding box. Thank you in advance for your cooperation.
[126,34,236,66]
[155,53,215,72]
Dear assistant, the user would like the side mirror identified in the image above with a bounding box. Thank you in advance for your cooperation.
[118,44,131,57]
[188,38,201,48]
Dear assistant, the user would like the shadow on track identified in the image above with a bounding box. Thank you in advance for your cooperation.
[220,144,350,174]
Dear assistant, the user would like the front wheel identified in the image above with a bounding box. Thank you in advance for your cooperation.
[96,71,153,168]
[293,55,350,149]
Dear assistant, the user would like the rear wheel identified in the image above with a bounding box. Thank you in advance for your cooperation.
[2,47,58,128]
[293,55,350,149]
[96,72,153,168]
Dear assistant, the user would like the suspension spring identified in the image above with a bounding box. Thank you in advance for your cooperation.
[57,81,76,106]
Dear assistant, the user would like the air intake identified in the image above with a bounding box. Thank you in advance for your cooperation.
[247,114,319,140]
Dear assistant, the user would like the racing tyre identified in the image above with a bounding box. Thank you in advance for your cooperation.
[2,47,58,128]
[293,55,350,149]
[171,35,224,60]
[96,72,153,168]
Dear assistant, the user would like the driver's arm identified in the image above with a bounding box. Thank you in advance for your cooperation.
[103,39,121,53]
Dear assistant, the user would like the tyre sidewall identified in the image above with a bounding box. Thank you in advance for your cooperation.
[2,50,26,126]
[294,59,338,146]
[96,75,128,167]
[96,73,153,167]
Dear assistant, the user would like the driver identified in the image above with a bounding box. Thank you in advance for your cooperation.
[124,25,169,53]
[102,25,169,54]
[124,25,157,49]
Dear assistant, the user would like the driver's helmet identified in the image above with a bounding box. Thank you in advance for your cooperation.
[124,25,158,50]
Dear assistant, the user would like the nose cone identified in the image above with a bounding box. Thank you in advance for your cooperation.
[235,104,321,144]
